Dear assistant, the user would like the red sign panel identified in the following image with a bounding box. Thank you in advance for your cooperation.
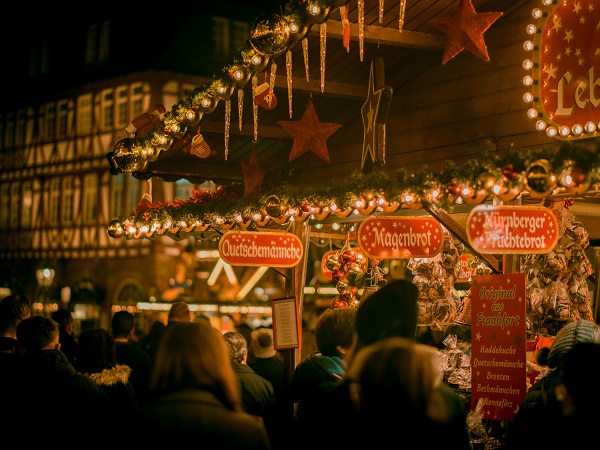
[471,273,527,422]
[218,231,303,267]
[357,216,444,259]
[456,253,476,283]
[466,205,558,254]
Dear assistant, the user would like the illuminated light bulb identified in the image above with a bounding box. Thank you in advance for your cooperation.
[584,121,596,133]
[216,217,224,225]
[314,223,323,229]
[523,92,534,103]
[461,187,473,197]
[523,75,534,86]
[330,203,338,211]
[432,189,440,199]
[172,123,180,132]
[546,126,557,137]
[332,222,340,230]
[354,198,364,208]
[571,124,583,135]
[526,24,537,34]
[201,98,211,107]
[290,23,298,33]
[536,120,547,130]
[523,41,534,51]
[252,212,261,221]
[455,197,464,205]
[377,197,386,205]
[288,207,298,216]
[217,85,226,94]
[559,125,570,137]
[251,55,262,65]
[159,135,168,145]
[235,213,244,222]
[527,108,539,119]
[141,225,149,233]
[542,0,553,5]
[180,221,186,227]
[234,70,244,80]
[523,59,534,70]
[492,184,503,195]
[403,192,415,203]
[310,5,320,15]
[127,225,135,233]
[185,110,196,120]
[532,9,543,19]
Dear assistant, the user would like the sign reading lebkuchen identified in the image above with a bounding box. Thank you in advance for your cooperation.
[470,273,527,422]
[357,216,444,259]
[466,205,558,254]
[218,231,303,267]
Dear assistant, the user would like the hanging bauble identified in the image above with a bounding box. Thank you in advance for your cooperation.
[331,297,349,308]
[107,220,125,239]
[355,251,368,268]
[340,248,358,265]
[361,189,376,203]
[331,269,347,283]
[325,252,341,271]
[346,262,367,284]
[265,195,283,217]
[525,159,557,198]
[112,138,145,172]
[495,184,522,203]
[249,13,291,57]
[446,181,460,203]
[559,162,590,195]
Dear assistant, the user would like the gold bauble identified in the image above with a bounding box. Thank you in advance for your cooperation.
[113,138,144,172]
[107,220,124,239]
[264,195,283,218]
[525,159,557,198]
[249,13,291,57]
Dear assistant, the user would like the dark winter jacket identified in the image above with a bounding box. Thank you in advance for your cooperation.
[115,340,152,404]
[134,388,271,448]
[12,349,110,439]
[84,364,139,419]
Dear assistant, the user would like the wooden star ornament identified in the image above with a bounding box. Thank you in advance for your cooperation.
[278,99,342,163]
[428,0,503,65]
[361,57,393,174]
[241,147,266,197]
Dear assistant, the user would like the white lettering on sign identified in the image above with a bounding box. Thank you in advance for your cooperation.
[371,226,432,252]
[220,239,302,260]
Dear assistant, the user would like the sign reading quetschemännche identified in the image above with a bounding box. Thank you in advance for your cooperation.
[471,273,527,422]
[358,216,444,259]
[466,205,558,254]
[218,231,303,267]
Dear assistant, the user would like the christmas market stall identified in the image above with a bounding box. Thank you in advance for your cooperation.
[105,0,600,446]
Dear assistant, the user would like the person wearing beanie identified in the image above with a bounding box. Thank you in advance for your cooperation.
[321,279,471,450]
[506,320,600,449]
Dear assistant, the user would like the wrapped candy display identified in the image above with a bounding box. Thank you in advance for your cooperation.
[521,201,594,337]
[408,230,464,329]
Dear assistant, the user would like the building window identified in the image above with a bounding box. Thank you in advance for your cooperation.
[15,109,26,146]
[213,17,230,57]
[77,94,93,135]
[83,173,98,224]
[175,179,193,200]
[21,181,33,228]
[116,86,128,129]
[99,20,111,62]
[49,178,61,226]
[131,84,144,119]
[232,20,249,53]
[57,100,69,139]
[61,176,74,225]
[10,183,20,229]
[45,103,56,140]
[111,174,124,218]
[5,113,14,149]
[101,89,114,130]
[85,24,98,64]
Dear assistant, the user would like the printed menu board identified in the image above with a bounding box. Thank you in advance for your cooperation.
[470,273,527,422]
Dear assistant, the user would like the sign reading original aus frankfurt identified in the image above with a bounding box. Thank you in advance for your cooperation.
[218,231,303,267]
[466,205,558,254]
[357,216,444,259]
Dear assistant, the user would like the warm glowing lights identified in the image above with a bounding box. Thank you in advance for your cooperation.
[532,8,543,19]
[585,122,597,133]
[234,70,244,80]
[309,5,320,15]
[207,259,238,286]
[236,267,268,299]
[558,126,570,137]
[546,126,558,137]
[251,55,262,65]
[522,59,534,70]
[527,108,539,119]
[535,120,547,131]
[523,40,534,51]
[523,92,534,103]
[526,24,537,34]
[523,75,534,86]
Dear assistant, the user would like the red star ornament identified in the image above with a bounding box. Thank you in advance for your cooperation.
[428,0,503,65]
[241,147,266,197]
[278,99,342,163]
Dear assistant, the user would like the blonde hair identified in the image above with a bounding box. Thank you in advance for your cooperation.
[346,337,446,421]
[150,321,242,412]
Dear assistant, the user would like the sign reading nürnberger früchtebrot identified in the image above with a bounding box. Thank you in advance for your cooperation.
[466,205,558,254]
[358,216,444,258]
[219,231,303,267]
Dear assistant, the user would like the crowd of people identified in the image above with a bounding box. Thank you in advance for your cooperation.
[0,283,599,448]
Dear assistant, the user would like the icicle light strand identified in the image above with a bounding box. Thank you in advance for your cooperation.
[286,50,293,118]
[320,22,327,93]
[358,0,365,62]
[252,75,258,142]
[224,100,231,160]
[269,61,277,98]
[238,89,244,131]
[399,0,406,32]
[302,37,310,82]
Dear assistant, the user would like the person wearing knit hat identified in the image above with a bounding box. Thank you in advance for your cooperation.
[545,320,600,368]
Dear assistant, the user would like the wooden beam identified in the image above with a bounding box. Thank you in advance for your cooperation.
[273,75,366,99]
[310,20,446,51]
[200,120,292,139]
